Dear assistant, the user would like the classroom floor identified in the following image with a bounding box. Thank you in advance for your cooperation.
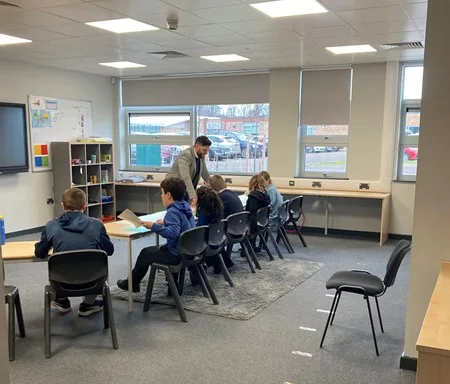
[4,233,416,384]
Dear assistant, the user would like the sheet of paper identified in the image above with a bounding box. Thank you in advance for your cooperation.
[118,209,143,228]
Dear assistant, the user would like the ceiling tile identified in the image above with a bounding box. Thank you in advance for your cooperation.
[320,0,401,12]
[190,5,268,23]
[413,17,426,30]
[138,10,210,27]
[337,5,410,24]
[92,0,174,18]
[152,37,211,49]
[197,34,255,46]
[0,23,70,40]
[402,0,427,3]
[245,31,304,43]
[162,0,241,10]
[312,35,372,48]
[367,30,424,44]
[5,0,83,8]
[351,20,418,34]
[403,2,428,18]
[285,12,347,31]
[174,24,235,38]
[43,21,111,37]
[301,25,357,39]
[0,9,73,26]
[42,2,123,22]
[220,19,294,35]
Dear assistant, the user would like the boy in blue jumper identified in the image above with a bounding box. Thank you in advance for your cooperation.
[35,187,114,316]
[117,178,195,293]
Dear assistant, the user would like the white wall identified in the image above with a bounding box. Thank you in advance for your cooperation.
[0,59,114,233]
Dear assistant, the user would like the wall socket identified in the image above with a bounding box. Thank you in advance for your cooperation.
[289,180,295,187]
[46,198,54,205]
[146,174,154,180]
[312,181,322,188]
[225,177,232,184]
[359,183,370,190]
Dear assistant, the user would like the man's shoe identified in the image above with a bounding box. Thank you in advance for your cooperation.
[78,300,104,317]
[117,279,140,293]
[51,298,72,313]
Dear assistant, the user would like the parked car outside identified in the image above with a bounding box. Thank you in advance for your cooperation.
[206,130,262,157]
[208,135,241,160]
[305,146,327,153]
[404,147,418,160]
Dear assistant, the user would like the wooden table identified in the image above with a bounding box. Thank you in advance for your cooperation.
[105,211,166,312]
[116,182,391,245]
[0,241,40,263]
[416,262,450,383]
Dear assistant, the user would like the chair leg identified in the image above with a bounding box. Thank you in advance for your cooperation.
[365,296,380,356]
[244,237,262,270]
[375,296,384,333]
[320,291,339,348]
[330,292,342,326]
[277,228,290,253]
[267,229,283,259]
[143,266,157,313]
[102,290,110,330]
[44,289,52,359]
[259,233,275,261]
[217,253,234,287]
[7,295,15,361]
[198,264,219,305]
[104,283,118,350]
[196,265,210,299]
[164,269,188,323]
[281,227,295,254]
[178,267,186,296]
[241,240,256,273]
[14,293,25,338]
[293,222,307,248]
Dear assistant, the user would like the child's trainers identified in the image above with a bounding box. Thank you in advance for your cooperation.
[51,298,71,313]
[78,300,104,317]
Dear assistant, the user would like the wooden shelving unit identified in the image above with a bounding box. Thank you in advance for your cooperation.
[50,142,116,222]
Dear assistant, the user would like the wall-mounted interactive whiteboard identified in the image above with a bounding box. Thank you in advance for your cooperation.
[28,95,93,172]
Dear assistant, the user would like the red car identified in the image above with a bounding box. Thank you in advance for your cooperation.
[404,147,418,160]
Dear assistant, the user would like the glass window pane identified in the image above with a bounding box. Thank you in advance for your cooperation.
[129,113,191,136]
[130,144,188,167]
[197,104,269,173]
[401,146,418,176]
[403,66,423,100]
[304,146,347,174]
[303,125,348,136]
[404,108,420,136]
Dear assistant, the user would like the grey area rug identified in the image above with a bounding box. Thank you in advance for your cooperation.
[110,255,324,320]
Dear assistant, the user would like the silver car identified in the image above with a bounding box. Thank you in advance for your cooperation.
[208,135,241,160]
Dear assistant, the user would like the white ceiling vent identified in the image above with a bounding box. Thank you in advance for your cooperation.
[147,51,189,60]
[378,41,424,51]
[0,1,20,7]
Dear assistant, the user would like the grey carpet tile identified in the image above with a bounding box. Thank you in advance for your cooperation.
[4,233,416,384]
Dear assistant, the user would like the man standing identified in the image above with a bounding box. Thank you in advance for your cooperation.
[166,136,211,205]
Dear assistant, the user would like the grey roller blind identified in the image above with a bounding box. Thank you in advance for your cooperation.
[122,73,269,106]
[300,69,352,125]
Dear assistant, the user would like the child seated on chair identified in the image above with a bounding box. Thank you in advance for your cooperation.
[259,171,282,228]
[209,174,244,218]
[35,187,114,317]
[117,178,195,293]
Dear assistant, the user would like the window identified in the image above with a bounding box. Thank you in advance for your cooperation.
[397,64,423,181]
[124,104,269,174]
[198,104,269,174]
[126,107,194,170]
[298,69,352,178]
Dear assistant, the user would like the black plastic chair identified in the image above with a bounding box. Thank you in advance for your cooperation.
[286,196,307,248]
[255,206,283,260]
[207,220,234,287]
[225,211,261,273]
[144,226,218,323]
[44,250,118,358]
[276,200,295,254]
[3,264,25,361]
[319,240,411,356]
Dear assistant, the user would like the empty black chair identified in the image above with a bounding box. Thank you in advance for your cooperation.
[3,264,25,361]
[207,220,234,287]
[254,206,283,260]
[44,250,118,358]
[144,226,218,323]
[320,240,411,356]
[225,211,261,273]
[276,200,295,254]
[286,196,307,248]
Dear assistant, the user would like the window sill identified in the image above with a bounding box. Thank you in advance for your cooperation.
[392,179,416,184]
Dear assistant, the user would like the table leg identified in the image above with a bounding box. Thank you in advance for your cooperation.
[324,197,329,236]
[147,188,151,214]
[380,196,390,245]
[127,238,133,312]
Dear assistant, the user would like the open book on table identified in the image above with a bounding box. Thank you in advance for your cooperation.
[118,209,143,228]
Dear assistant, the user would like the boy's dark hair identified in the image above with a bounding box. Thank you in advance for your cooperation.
[160,178,186,201]
[197,186,223,224]
[195,135,212,147]
[62,187,86,211]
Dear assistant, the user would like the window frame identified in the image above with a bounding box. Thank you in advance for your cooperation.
[396,62,423,182]
[298,125,349,179]
[125,106,195,172]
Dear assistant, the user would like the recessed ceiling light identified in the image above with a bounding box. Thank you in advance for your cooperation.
[250,0,328,18]
[201,54,249,62]
[326,44,377,54]
[86,18,158,33]
[0,33,32,46]
[99,61,146,68]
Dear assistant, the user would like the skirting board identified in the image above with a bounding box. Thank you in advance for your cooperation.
[399,355,417,372]
[295,226,412,241]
